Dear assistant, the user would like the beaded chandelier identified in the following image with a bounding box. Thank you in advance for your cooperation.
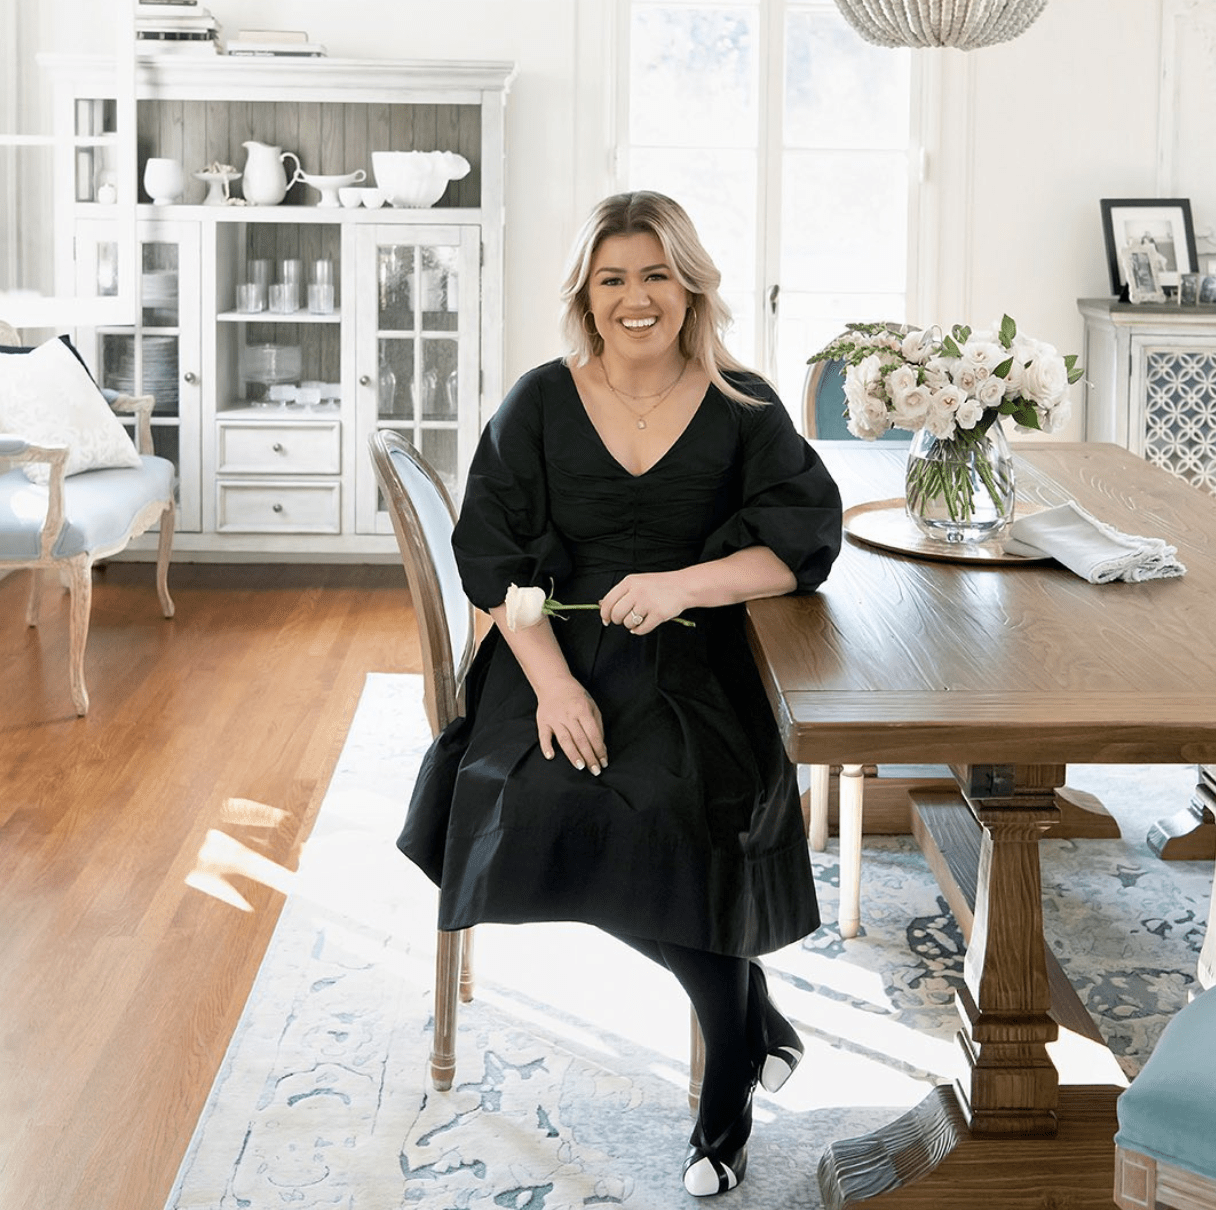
[832,0,1049,50]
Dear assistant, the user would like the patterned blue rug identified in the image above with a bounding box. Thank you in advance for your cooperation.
[165,674,1211,1209]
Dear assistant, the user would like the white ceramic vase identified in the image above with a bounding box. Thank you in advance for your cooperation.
[143,158,184,206]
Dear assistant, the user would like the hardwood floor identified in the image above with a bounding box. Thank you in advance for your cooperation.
[0,560,416,1210]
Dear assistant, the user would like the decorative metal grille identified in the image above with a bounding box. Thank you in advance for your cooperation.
[1144,350,1216,495]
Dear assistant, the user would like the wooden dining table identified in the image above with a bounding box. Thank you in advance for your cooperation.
[745,441,1216,1210]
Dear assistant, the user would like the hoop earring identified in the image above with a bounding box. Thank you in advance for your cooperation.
[583,311,599,337]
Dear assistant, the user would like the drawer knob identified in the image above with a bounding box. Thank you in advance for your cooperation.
[272,503,283,513]
[183,371,198,384]
[359,374,371,386]
[272,442,284,453]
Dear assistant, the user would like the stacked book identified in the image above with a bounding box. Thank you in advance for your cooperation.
[136,0,223,54]
[226,30,328,58]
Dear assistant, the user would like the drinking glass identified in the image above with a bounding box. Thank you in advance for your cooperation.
[308,283,335,314]
[269,282,299,314]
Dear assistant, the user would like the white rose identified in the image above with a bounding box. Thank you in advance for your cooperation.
[1040,397,1073,433]
[954,396,986,430]
[976,375,1005,407]
[952,364,981,394]
[885,364,918,396]
[959,338,1004,372]
[1021,346,1069,408]
[922,357,952,391]
[889,383,932,431]
[504,583,547,631]
[925,385,966,439]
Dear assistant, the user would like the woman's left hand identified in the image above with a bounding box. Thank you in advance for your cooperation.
[600,572,690,635]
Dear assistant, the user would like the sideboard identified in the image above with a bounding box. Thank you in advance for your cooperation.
[1078,297,1216,496]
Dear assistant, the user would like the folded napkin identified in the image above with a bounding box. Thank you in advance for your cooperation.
[1004,501,1186,583]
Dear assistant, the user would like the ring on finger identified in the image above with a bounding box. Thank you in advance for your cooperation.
[627,610,644,627]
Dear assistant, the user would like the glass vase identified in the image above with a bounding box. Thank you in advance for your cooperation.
[904,418,1015,544]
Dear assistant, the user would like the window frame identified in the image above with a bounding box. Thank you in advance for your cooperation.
[612,0,938,395]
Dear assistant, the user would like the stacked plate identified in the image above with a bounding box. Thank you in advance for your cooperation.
[105,334,179,413]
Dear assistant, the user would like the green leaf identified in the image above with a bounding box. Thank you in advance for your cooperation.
[999,314,1017,349]
[941,334,962,359]
[993,356,1013,379]
[1067,365,1084,384]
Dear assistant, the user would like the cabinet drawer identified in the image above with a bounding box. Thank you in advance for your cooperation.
[217,421,341,475]
[216,480,341,533]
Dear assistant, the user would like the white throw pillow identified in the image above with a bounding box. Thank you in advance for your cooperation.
[0,336,142,485]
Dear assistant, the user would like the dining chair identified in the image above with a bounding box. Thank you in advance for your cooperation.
[368,429,709,1107]
[801,350,952,938]
[1,322,176,715]
[1113,983,1216,1209]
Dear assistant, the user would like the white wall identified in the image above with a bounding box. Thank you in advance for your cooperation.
[19,0,1216,442]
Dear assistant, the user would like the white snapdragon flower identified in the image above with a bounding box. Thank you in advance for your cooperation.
[900,330,932,364]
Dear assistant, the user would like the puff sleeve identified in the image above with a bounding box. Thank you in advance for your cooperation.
[451,366,573,611]
[699,379,842,594]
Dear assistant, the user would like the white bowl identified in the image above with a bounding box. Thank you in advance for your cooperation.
[296,169,366,207]
[338,187,363,208]
[359,187,386,209]
[371,151,471,208]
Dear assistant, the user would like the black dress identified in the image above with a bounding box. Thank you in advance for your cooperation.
[398,359,842,957]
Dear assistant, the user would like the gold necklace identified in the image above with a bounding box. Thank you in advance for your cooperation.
[600,358,688,429]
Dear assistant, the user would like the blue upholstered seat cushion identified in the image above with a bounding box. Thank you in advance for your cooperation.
[0,455,174,560]
[1115,984,1216,1180]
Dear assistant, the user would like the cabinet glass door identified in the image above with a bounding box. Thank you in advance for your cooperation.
[76,220,202,532]
[357,224,480,532]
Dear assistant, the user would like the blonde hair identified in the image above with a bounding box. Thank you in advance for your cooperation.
[559,191,768,406]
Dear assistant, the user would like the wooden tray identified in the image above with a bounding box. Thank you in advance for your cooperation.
[842,498,1049,564]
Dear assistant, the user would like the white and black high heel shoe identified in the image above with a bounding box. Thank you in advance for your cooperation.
[748,960,805,1094]
[682,1091,752,1196]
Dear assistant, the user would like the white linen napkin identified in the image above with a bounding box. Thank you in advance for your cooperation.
[1004,501,1186,583]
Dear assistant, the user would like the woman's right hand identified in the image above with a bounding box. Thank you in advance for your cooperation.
[535,677,607,776]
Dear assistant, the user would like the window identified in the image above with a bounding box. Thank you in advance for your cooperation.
[621,0,917,410]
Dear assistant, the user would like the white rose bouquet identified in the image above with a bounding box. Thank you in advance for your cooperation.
[810,316,1083,536]
[810,315,1082,443]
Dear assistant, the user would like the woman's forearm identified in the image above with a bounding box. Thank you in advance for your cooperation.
[675,546,796,609]
[487,603,579,696]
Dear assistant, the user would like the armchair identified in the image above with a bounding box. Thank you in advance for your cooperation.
[1,323,176,715]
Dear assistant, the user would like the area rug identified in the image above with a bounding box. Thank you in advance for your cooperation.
[165,673,1212,1210]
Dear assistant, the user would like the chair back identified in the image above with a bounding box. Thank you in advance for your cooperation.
[368,430,475,738]
[803,331,910,443]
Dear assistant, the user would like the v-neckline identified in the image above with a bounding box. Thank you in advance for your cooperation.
[564,362,711,479]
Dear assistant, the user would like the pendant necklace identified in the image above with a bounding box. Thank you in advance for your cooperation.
[600,357,688,429]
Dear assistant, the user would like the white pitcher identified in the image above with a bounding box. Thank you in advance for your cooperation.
[241,140,302,206]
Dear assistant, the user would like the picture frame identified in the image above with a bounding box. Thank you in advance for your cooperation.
[1119,239,1167,304]
[1100,198,1197,298]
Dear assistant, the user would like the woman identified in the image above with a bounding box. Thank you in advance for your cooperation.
[399,191,842,1196]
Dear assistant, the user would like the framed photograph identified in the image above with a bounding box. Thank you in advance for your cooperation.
[1201,276,1216,305]
[1101,198,1197,297]
[1119,239,1167,304]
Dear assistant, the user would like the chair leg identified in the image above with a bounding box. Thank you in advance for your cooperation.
[838,763,865,939]
[807,764,830,850]
[688,1007,704,1117]
[66,556,92,716]
[458,926,475,1003]
[432,927,462,1090]
[155,503,176,618]
[25,568,41,627]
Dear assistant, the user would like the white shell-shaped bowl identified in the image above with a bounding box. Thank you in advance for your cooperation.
[372,151,472,208]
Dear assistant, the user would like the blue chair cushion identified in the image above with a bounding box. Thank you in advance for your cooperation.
[1114,984,1216,1180]
[812,357,909,444]
[0,455,174,560]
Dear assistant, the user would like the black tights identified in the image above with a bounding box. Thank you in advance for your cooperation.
[612,932,753,1138]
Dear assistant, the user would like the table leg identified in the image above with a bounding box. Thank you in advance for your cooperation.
[1145,768,1216,861]
[819,764,1125,1209]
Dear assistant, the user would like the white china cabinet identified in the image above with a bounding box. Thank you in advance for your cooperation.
[1078,298,1216,496]
[45,55,515,557]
